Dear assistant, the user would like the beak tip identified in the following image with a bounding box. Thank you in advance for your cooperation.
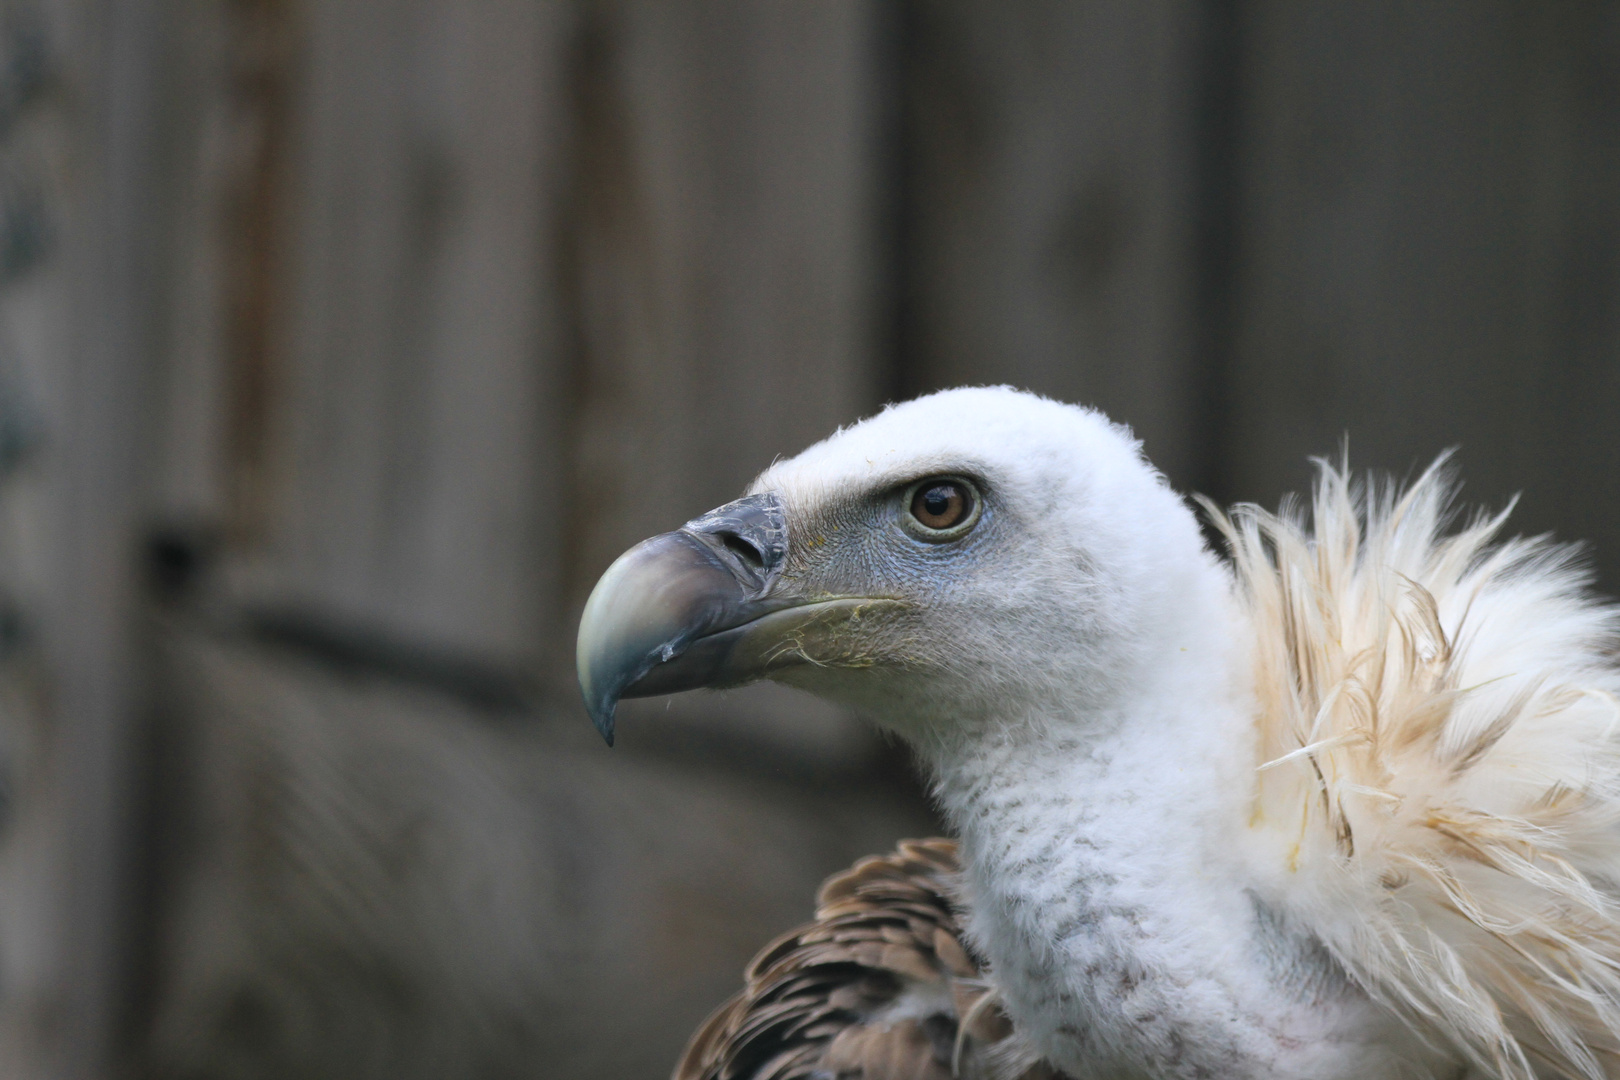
[584,692,618,747]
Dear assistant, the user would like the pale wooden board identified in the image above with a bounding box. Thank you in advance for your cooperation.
[250,0,571,669]
[899,0,1208,486]
[562,0,883,602]
[147,1,233,531]
[240,0,886,687]
[0,1,171,1076]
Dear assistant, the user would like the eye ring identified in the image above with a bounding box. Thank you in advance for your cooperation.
[901,476,983,541]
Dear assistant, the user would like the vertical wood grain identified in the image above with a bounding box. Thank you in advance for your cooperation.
[899,0,1207,486]
[31,1,166,1075]
[253,0,572,669]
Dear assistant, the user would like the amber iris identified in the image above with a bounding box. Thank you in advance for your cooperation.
[911,481,970,530]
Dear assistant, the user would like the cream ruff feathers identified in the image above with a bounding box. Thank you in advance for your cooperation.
[1211,457,1620,1080]
[579,387,1620,1079]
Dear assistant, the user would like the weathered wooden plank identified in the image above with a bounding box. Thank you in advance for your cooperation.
[248,0,571,668]
[150,0,277,535]
[1226,1,1620,584]
[0,1,171,1076]
[900,0,1207,486]
[0,0,94,1071]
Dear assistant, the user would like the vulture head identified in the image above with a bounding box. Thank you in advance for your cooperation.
[577,386,1228,751]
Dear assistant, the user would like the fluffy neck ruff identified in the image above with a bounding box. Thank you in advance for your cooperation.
[912,515,1437,1079]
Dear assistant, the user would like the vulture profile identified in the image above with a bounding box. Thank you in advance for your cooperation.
[578,387,1620,1080]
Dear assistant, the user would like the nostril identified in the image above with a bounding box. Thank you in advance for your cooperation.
[719,531,765,569]
[681,493,786,578]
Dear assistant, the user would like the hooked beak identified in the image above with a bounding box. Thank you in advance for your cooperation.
[575,492,898,745]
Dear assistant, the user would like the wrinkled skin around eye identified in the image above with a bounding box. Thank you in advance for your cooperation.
[755,478,1097,732]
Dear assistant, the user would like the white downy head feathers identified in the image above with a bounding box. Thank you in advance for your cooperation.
[751,386,1224,749]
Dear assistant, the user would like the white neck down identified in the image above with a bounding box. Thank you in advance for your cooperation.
[921,577,1451,1080]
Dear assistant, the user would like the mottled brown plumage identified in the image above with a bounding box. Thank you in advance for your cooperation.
[675,839,1062,1080]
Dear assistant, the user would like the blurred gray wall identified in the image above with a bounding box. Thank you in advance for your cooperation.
[0,1,1612,1079]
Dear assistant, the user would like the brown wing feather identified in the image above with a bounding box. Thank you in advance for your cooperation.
[673,838,1065,1080]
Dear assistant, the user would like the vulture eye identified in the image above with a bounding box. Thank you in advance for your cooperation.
[903,477,981,540]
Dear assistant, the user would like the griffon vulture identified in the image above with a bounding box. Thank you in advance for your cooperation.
[577,387,1620,1080]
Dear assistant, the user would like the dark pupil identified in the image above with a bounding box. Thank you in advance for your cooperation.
[923,488,952,516]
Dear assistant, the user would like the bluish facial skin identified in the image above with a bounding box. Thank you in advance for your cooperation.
[758,466,1085,731]
[575,460,1072,746]
[773,469,998,602]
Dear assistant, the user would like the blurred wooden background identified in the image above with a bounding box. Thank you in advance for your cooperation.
[0,1,1613,1078]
